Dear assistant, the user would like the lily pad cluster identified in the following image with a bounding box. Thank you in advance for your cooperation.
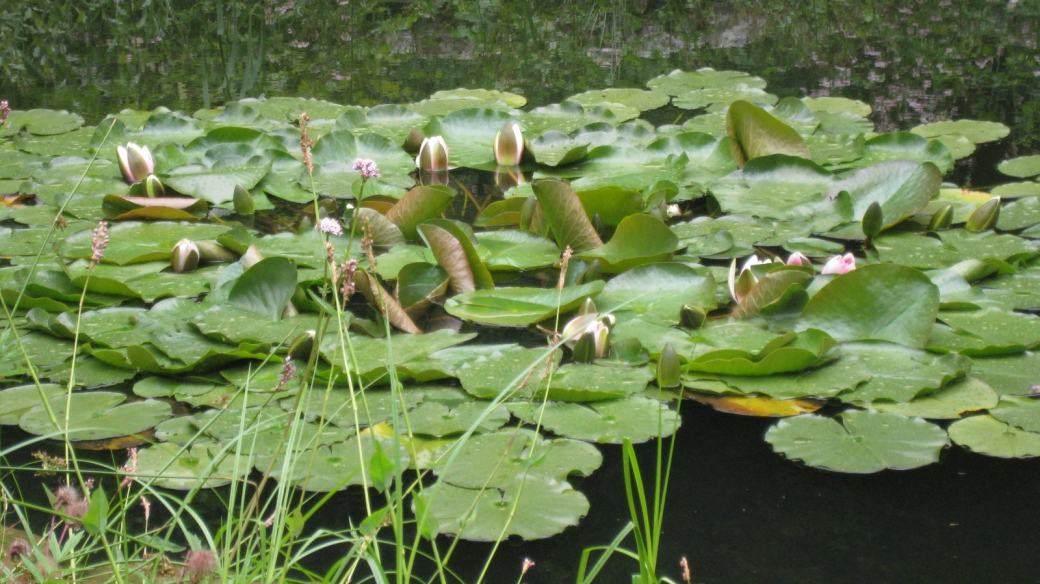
[2,68,1040,539]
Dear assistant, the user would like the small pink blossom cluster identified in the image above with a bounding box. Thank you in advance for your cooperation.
[319,217,343,236]
[353,158,381,179]
[0,100,10,129]
[90,222,109,266]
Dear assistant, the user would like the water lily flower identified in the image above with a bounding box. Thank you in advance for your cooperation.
[117,142,155,183]
[561,312,614,360]
[416,136,449,171]
[785,252,811,267]
[728,255,779,303]
[170,239,200,273]
[493,121,525,166]
[666,204,682,219]
[821,253,856,275]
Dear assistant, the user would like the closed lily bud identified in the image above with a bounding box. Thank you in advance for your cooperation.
[578,297,597,316]
[582,259,603,283]
[493,121,525,166]
[519,196,538,231]
[785,252,811,267]
[679,304,706,329]
[170,239,200,273]
[144,174,165,198]
[928,203,954,231]
[657,342,681,388]
[861,201,884,238]
[288,330,316,360]
[117,142,155,183]
[195,240,237,262]
[821,253,856,275]
[966,196,1000,232]
[233,184,254,215]
[416,136,449,171]
[728,255,775,303]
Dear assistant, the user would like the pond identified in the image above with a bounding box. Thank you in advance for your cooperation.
[2,1,1040,583]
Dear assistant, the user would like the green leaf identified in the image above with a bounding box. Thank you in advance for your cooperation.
[543,364,655,401]
[732,267,813,318]
[869,377,999,419]
[797,263,940,349]
[595,263,717,325]
[826,161,943,229]
[836,342,971,403]
[857,132,954,174]
[988,396,1040,434]
[162,157,272,205]
[765,410,949,473]
[19,391,172,441]
[0,383,66,425]
[102,195,209,221]
[910,120,1009,144]
[81,487,109,536]
[512,396,680,443]
[228,257,298,321]
[418,219,494,293]
[136,442,250,490]
[531,179,604,253]
[385,185,456,240]
[647,68,766,95]
[948,415,1040,458]
[1,109,84,136]
[575,214,679,273]
[998,155,1040,179]
[476,230,561,272]
[444,281,605,327]
[726,100,810,167]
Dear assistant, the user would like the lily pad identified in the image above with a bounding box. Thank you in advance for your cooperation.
[544,364,655,402]
[998,155,1040,179]
[0,383,66,425]
[595,263,716,325]
[19,391,172,441]
[947,415,1040,458]
[136,442,250,489]
[910,120,1009,144]
[512,395,680,443]
[445,281,605,327]
[765,410,949,473]
[825,161,942,229]
[870,377,999,419]
[575,214,678,273]
[988,396,1040,434]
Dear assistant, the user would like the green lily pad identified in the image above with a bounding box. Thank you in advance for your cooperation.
[228,257,298,321]
[989,396,1040,434]
[162,157,272,205]
[935,307,1040,355]
[0,383,66,425]
[870,377,1000,419]
[836,342,971,403]
[765,410,949,473]
[2,109,85,136]
[910,120,1009,144]
[453,346,560,399]
[19,391,172,441]
[647,68,767,95]
[404,388,510,437]
[595,263,716,325]
[444,281,605,327]
[511,395,680,443]
[998,155,1040,179]
[136,442,250,490]
[797,263,939,349]
[476,230,561,272]
[543,364,654,402]
[826,161,942,229]
[857,133,954,174]
[568,88,670,113]
[684,351,871,399]
[991,182,1040,199]
[58,221,232,265]
[801,97,872,117]
[947,415,1040,458]
[674,85,779,111]
[575,214,679,273]
[726,100,810,167]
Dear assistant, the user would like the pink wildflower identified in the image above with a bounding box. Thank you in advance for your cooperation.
[120,447,138,488]
[183,549,219,584]
[352,158,381,179]
[318,217,343,236]
[90,221,109,267]
[274,356,296,391]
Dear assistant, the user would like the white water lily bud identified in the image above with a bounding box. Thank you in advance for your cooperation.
[493,121,525,166]
[144,174,165,198]
[170,239,200,273]
[728,255,778,303]
[416,136,449,171]
[117,142,155,183]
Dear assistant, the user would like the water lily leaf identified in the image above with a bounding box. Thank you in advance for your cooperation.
[933,134,976,160]
[417,477,589,541]
[528,131,589,167]
[647,68,767,95]
[241,96,353,122]
[726,100,810,167]
[687,329,835,377]
[13,127,94,156]
[354,269,422,334]
[686,392,824,417]
[857,133,953,174]
[136,442,249,490]
[335,105,427,144]
[910,120,1009,144]
[321,330,474,383]
[405,388,509,437]
[765,410,949,473]
[568,88,670,113]
[836,342,971,403]
[966,352,1040,397]
[475,197,525,227]
[476,230,561,271]
[948,415,1040,458]
[997,196,1040,231]
[19,391,171,441]
[162,157,272,205]
[424,108,518,168]
[396,262,450,312]
[385,185,456,240]
[575,214,678,273]
[445,281,605,327]
[193,305,318,346]
[989,396,1040,433]
[870,377,999,419]
[228,257,298,321]
[310,129,414,175]
[998,155,1040,179]
[1,109,84,136]
[685,351,870,399]
[807,133,867,166]
[264,433,411,491]
[575,187,643,227]
[0,383,66,424]
[801,97,872,117]
[936,307,1040,355]
[418,219,494,293]
[435,428,602,488]
[674,85,778,111]
[543,364,655,402]
[797,263,940,349]
[531,178,604,253]
[430,88,526,108]
[58,221,231,265]
[102,195,208,221]
[356,208,405,246]
[595,263,717,325]
[732,267,813,318]
[826,161,942,229]
[514,395,680,443]
[991,182,1040,199]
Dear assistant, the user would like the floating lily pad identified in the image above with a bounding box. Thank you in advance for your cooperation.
[910,120,1009,144]
[58,221,231,265]
[988,396,1040,434]
[0,383,66,425]
[136,442,250,489]
[404,388,510,437]
[870,377,999,419]
[647,68,767,95]
[575,214,678,273]
[765,410,949,473]
[544,364,654,402]
[512,395,680,443]
[444,281,604,327]
[937,307,1040,355]
[991,182,1040,199]
[947,415,1040,458]
[594,263,716,325]
[801,97,872,117]
[19,391,172,441]
[2,109,85,136]
[826,160,942,229]
[998,155,1040,179]
[836,342,971,403]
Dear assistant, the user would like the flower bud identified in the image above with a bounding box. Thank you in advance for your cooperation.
[861,201,884,238]
[657,342,681,388]
[966,196,1000,232]
[288,330,316,361]
[493,121,525,166]
[117,142,155,183]
[144,174,165,198]
[578,297,597,316]
[233,184,254,215]
[170,239,200,273]
[679,304,706,329]
[928,203,954,232]
[416,136,449,171]
[785,252,811,267]
[821,253,856,275]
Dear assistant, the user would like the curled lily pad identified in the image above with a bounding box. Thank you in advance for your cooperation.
[444,281,605,327]
[726,100,810,167]
[101,195,208,221]
[575,214,679,273]
[765,410,949,473]
[385,186,456,240]
[685,329,835,377]
[19,391,172,441]
[418,219,494,293]
[531,179,604,253]
[686,392,824,417]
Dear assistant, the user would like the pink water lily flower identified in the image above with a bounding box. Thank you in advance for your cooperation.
[785,252,811,267]
[117,142,155,183]
[821,253,857,275]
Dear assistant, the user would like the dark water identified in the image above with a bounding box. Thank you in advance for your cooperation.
[4,0,1040,582]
